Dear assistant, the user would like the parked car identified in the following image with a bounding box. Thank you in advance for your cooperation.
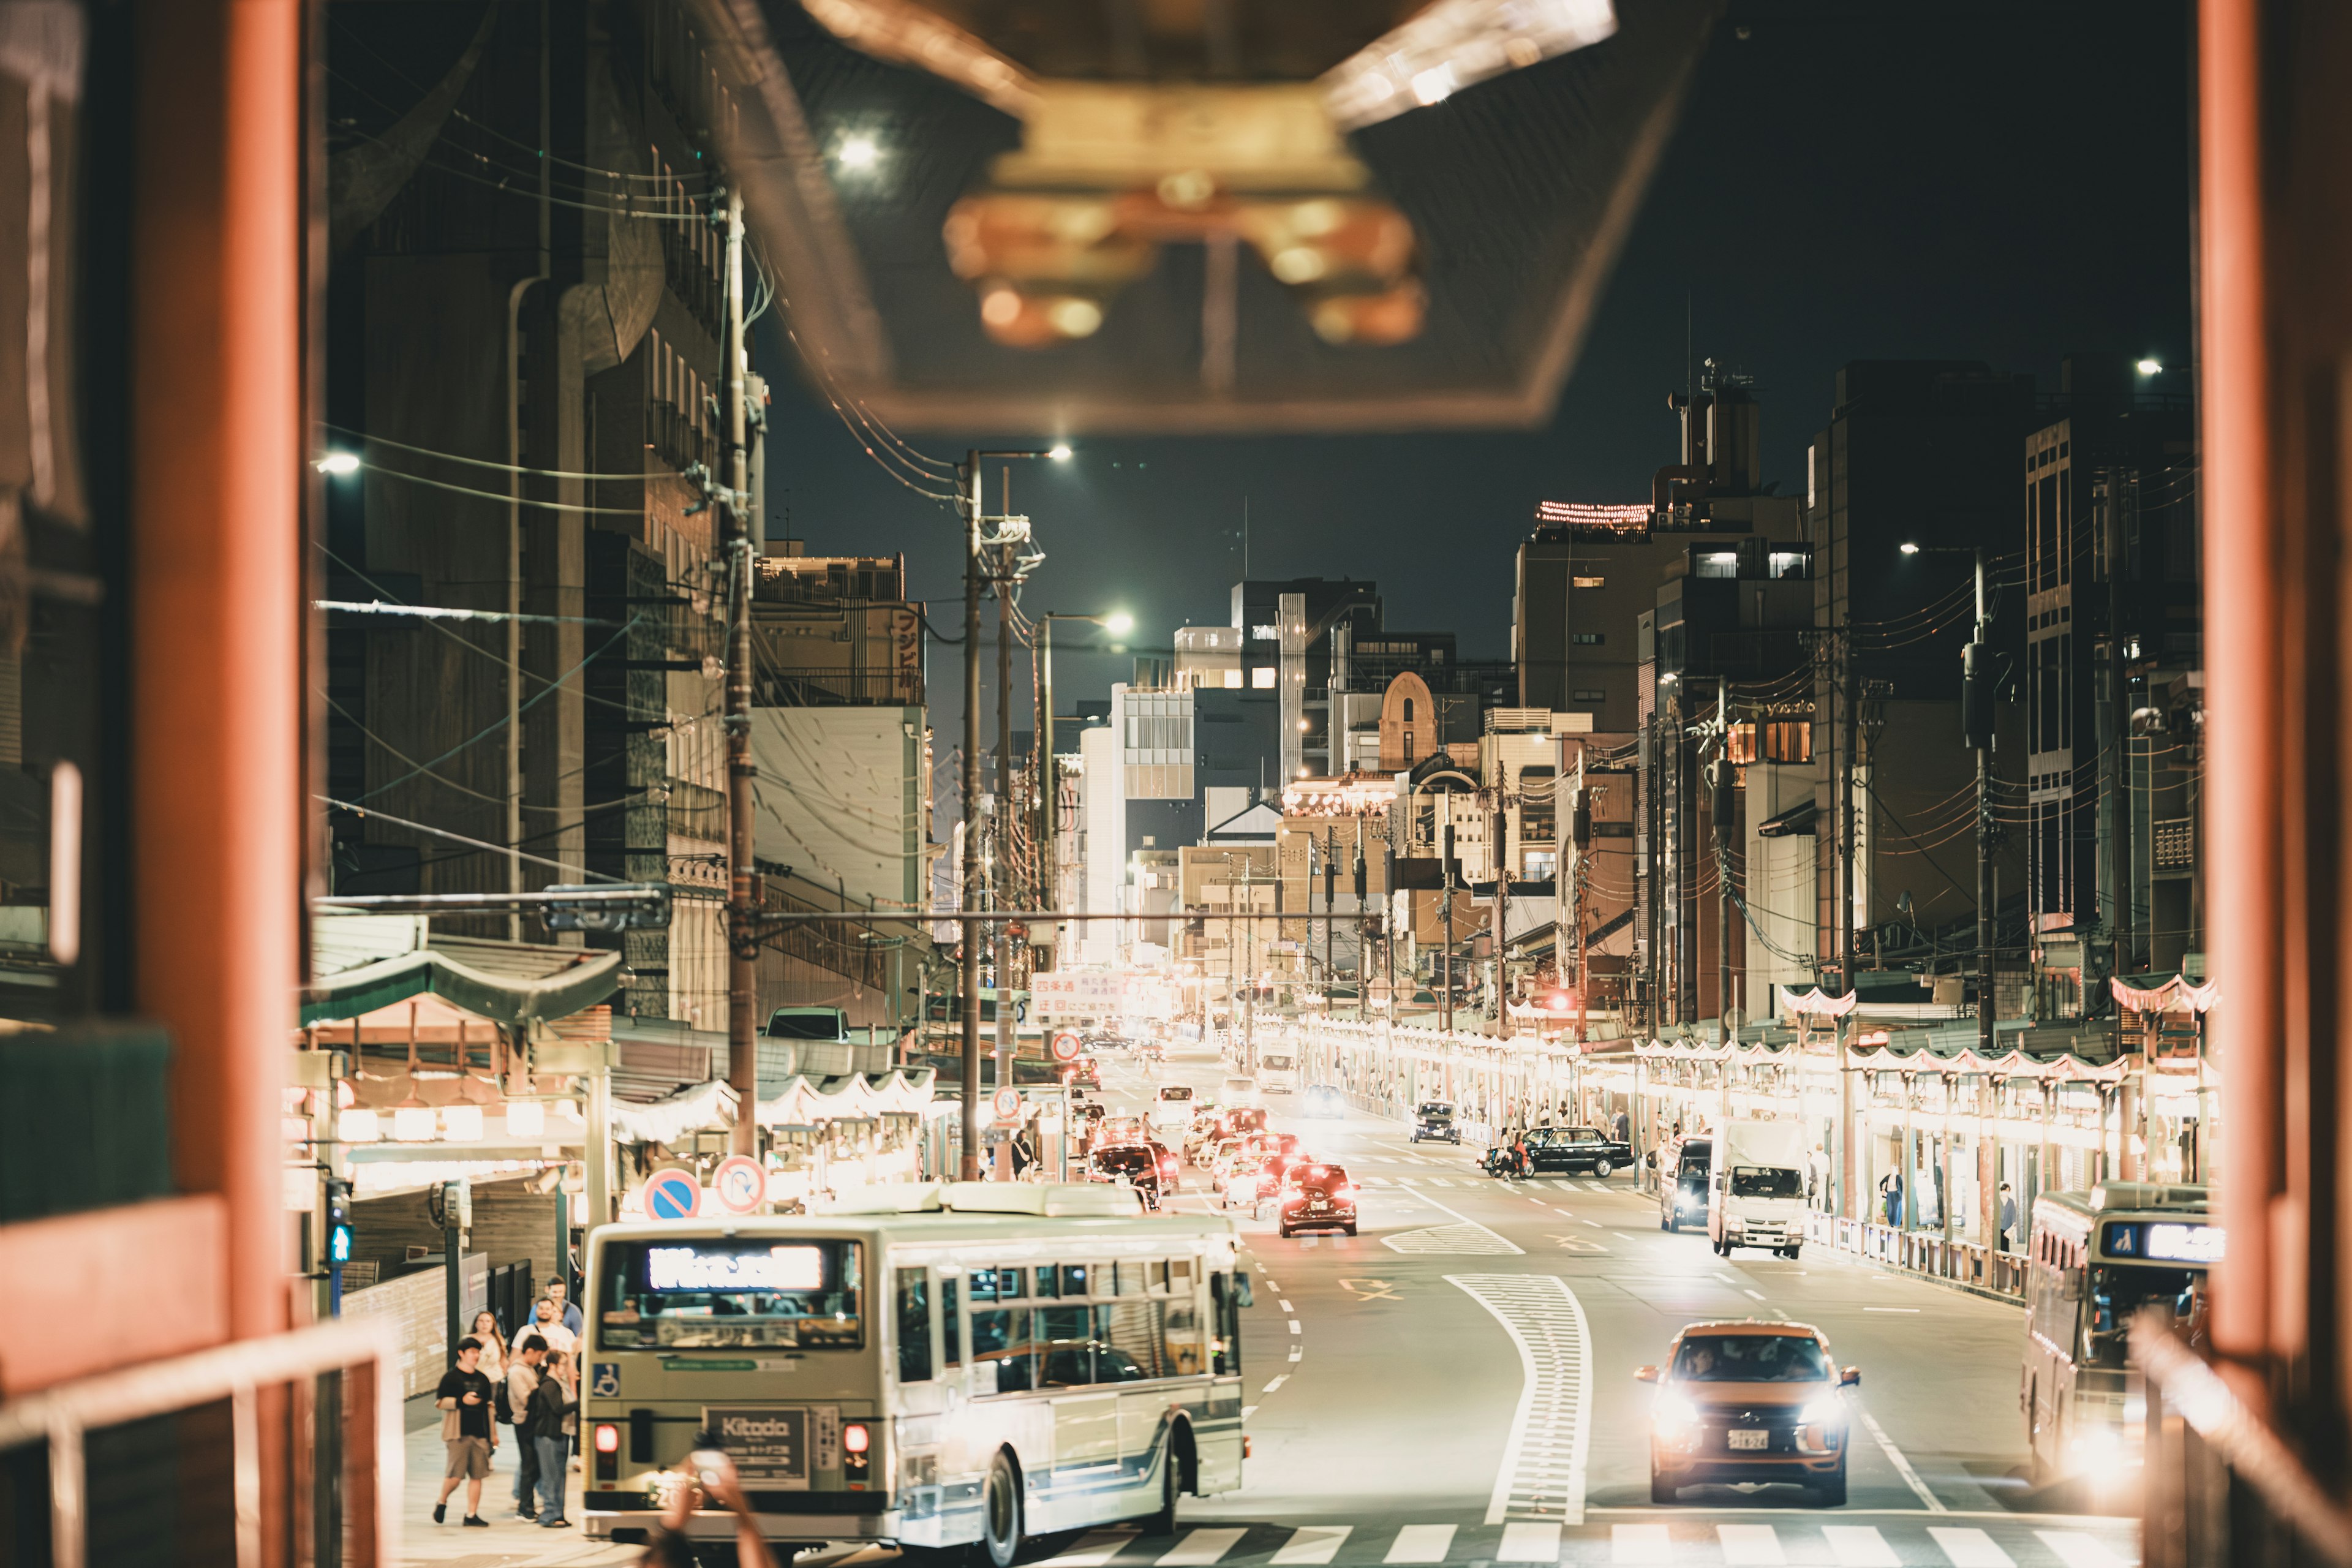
[1512,1125,1633,1178]
[1411,1102,1461,1144]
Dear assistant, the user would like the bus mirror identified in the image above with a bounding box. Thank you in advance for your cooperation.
[1633,1365,1658,1382]
[1841,1365,1861,1387]
[1235,1275,1255,1309]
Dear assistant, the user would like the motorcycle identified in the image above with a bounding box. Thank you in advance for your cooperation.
[1480,1145,1524,1180]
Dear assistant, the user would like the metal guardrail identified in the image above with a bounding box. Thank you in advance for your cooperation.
[1804,1212,2029,1298]
[0,1316,402,1568]
[2135,1313,2352,1568]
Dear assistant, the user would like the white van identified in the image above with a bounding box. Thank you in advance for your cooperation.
[1150,1081,1197,1132]
[1219,1074,1259,1107]
[1708,1119,1808,1257]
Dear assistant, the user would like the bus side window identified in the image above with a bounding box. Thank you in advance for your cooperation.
[895,1268,933,1383]
[942,1275,962,1370]
[1210,1273,1240,1376]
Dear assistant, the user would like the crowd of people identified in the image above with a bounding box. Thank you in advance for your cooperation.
[431,1275,587,1530]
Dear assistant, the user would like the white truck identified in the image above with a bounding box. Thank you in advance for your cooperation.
[1708,1118,1809,1258]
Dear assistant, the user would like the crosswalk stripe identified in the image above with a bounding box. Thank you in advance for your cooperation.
[1431,1178,1457,1188]
[1823,1525,1902,1566]
[1382,1525,1455,1564]
[1271,1527,1352,1565]
[1037,1531,1137,1568]
[1157,1528,1247,1566]
[1718,1522,1786,1564]
[1496,1522,1560,1562]
[1609,1524,1672,1565]
[1927,1528,2015,1567]
[2037,1532,2131,1568]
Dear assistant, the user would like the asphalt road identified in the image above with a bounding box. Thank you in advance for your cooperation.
[1068,1043,2143,1568]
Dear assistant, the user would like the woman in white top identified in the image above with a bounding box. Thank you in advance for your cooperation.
[468,1310,508,1385]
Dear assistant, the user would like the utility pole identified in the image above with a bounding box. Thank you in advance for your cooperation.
[1714,675,1735,1035]
[1322,826,1336,1017]
[993,465,1017,1180]
[1441,820,1457,1034]
[1839,626,1858,1000]
[722,183,760,1157]
[959,450,985,1180]
[1494,786,1510,1037]
[1964,545,1995,1060]
[1354,825,1368,1022]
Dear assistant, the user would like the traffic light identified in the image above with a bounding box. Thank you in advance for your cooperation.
[325,1178,355,1265]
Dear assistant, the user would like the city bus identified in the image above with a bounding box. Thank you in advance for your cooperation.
[2021,1182,2219,1487]
[581,1182,1250,1563]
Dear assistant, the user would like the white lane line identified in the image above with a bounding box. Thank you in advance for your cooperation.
[1864,1307,1921,1313]
[2035,1534,2132,1568]
[1279,1299,1295,1311]
[1496,1522,1561,1561]
[1157,1528,1247,1566]
[1717,1523,1787,1564]
[1270,1526,1352,1565]
[1743,1288,1768,1301]
[1262,1280,1280,1291]
[1241,1405,1257,1421]
[1822,1524,1902,1566]
[1582,1219,1602,1229]
[1383,1525,1455,1564]
[1450,1273,1594,1526]
[1261,1374,1288,1393]
[1288,1345,1302,1362]
[1926,1526,2015,1566]
[1036,1530,1139,1567]
[1855,1403,1947,1512]
[1610,1523,1673,1564]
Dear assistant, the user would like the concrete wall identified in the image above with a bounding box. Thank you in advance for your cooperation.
[749,706,924,911]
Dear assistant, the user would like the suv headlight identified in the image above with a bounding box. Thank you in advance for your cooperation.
[1653,1393,1700,1435]
[1798,1398,1843,1429]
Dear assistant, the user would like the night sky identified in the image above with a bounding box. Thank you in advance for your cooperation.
[755,0,2194,772]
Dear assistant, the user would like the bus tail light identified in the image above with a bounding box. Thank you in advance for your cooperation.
[843,1423,870,1454]
[594,1423,620,1482]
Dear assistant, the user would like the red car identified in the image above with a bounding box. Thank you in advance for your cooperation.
[1065,1055,1102,1088]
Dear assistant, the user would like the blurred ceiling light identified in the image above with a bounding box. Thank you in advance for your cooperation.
[505,1100,546,1137]
[1102,610,1133,633]
[315,451,361,476]
[837,135,881,172]
[1324,0,1619,130]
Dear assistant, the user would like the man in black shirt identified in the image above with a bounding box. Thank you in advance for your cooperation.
[432,1336,498,1526]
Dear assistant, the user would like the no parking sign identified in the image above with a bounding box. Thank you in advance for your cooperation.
[643,1167,701,1220]
[1050,1031,1081,1063]
[713,1155,768,1216]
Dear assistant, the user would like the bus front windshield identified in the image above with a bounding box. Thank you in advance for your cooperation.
[2086,1264,2198,1365]
[599,1238,863,1351]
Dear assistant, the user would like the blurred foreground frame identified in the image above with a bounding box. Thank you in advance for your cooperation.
[696,0,1722,433]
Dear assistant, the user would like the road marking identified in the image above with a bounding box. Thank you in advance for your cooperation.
[1496,1522,1561,1561]
[1261,1375,1288,1393]
[1430,1178,1458,1188]
[1822,1525,1902,1566]
[1287,1320,1302,1334]
[1382,1525,1455,1563]
[1718,1523,1787,1564]
[1926,1526,2015,1566]
[1855,1403,1947,1512]
[1157,1528,1246,1565]
[1743,1288,1768,1301]
[1610,1523,1672,1564]
[1271,1527,1351,1565]
[2035,1534,2131,1568]
[1864,1307,1921,1313]
[1262,1280,1280,1291]
[1241,1405,1256,1421]
[1289,1345,1302,1362]
[1036,1530,1139,1567]
[1339,1278,1401,1302]
[1279,1299,1295,1311]
[1450,1273,1594,1526]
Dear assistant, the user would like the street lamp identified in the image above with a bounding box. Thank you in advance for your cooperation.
[315,451,360,476]
[2135,358,2163,377]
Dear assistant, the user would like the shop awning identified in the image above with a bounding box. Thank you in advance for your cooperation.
[300,946,623,1028]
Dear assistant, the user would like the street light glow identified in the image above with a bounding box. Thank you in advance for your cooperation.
[1103,611,1134,635]
[837,135,880,171]
[2136,358,2163,376]
[316,451,361,477]
[1048,443,1073,461]
[1899,541,1921,555]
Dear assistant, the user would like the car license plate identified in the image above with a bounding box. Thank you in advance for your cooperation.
[1728,1429,1768,1451]
[1310,1200,1327,1210]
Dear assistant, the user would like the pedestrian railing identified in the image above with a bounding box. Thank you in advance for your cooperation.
[0,1314,403,1568]
[1806,1212,2028,1300]
[2135,1312,2352,1568]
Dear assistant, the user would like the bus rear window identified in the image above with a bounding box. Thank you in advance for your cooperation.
[598,1239,863,1351]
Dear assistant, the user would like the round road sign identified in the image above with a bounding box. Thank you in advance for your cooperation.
[712,1155,768,1216]
[1050,1031,1081,1063]
[992,1085,1023,1123]
[643,1168,701,1221]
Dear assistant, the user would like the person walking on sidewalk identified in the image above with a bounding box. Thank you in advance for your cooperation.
[527,1349,579,1526]
[507,1335,546,1520]
[432,1337,497,1527]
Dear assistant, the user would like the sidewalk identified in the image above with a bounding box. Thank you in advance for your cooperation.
[398,1395,636,1567]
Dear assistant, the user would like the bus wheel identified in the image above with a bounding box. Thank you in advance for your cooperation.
[1144,1428,1186,1536]
[981,1450,1024,1568]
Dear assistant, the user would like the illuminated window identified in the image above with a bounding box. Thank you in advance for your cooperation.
[1223,669,1242,689]
[1251,666,1275,689]
[1572,576,1605,589]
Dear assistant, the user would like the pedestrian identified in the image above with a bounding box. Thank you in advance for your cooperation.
[1611,1108,1629,1145]
[1999,1182,2018,1251]
[468,1309,507,1387]
[527,1349,578,1526]
[527,1293,577,1355]
[544,1275,584,1338]
[432,1336,497,1527]
[507,1334,546,1519]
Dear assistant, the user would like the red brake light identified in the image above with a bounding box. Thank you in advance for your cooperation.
[843,1423,870,1454]
[594,1423,620,1454]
